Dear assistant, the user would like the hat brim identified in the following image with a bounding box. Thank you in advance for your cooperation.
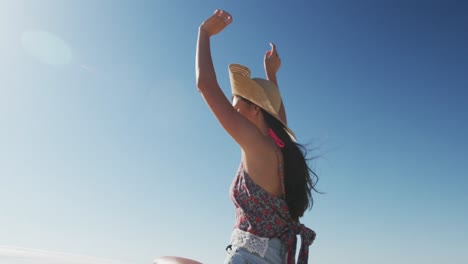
[228,64,297,141]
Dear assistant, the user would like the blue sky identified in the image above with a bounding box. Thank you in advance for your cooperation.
[1,0,467,263]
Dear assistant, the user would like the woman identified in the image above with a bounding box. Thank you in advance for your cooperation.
[196,10,319,264]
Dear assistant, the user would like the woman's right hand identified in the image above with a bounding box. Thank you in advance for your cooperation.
[199,9,233,36]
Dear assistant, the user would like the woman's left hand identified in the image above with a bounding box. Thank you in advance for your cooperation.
[264,42,281,75]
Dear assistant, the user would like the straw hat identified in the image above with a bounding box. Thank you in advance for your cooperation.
[228,63,296,141]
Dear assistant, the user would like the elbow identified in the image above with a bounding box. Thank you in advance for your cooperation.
[196,66,217,92]
[195,72,205,90]
[196,78,205,90]
[196,79,206,93]
[196,77,216,93]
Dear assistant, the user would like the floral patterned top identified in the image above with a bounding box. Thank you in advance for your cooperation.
[230,162,316,264]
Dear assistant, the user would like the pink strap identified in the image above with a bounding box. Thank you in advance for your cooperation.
[269,129,285,148]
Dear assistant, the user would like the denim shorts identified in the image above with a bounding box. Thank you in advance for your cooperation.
[224,230,287,264]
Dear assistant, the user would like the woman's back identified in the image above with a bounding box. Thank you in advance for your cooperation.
[240,136,285,198]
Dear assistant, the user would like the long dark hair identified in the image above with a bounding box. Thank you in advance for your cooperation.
[261,109,320,222]
[237,96,320,221]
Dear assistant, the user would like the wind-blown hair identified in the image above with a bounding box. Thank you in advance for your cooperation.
[261,109,319,221]
[237,96,319,221]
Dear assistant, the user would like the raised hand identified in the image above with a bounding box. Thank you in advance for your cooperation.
[199,9,233,37]
[264,42,281,75]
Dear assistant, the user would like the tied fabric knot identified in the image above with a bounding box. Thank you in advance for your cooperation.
[283,223,316,264]
[269,128,285,148]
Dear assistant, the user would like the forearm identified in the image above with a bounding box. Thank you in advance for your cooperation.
[196,29,218,90]
[266,72,278,87]
[278,101,287,125]
[266,71,287,124]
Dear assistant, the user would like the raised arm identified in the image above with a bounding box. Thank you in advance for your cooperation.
[196,10,263,149]
[196,10,231,91]
[264,43,287,124]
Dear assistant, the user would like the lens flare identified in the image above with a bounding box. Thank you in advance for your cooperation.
[21,30,72,66]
